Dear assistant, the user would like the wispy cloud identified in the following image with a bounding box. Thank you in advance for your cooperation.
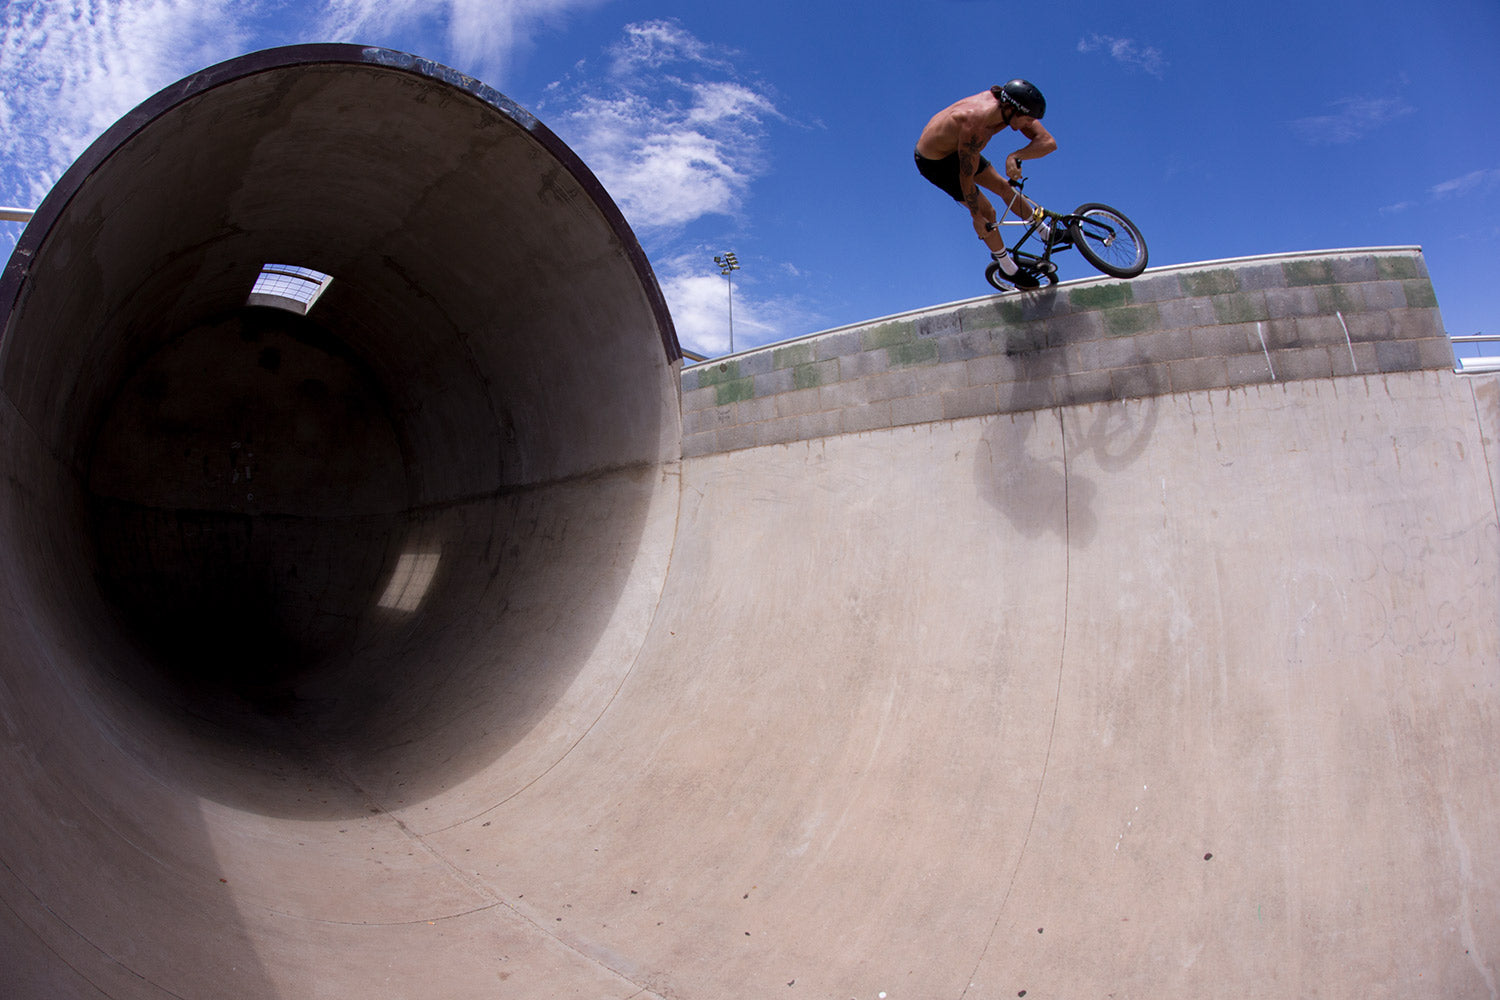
[1077,34,1166,78]
[0,0,609,234]
[1378,168,1498,216]
[1289,96,1413,144]
[557,82,776,228]
[317,0,609,83]
[0,0,252,209]
[539,19,807,353]
[1431,168,1500,199]
[544,20,779,229]
[606,18,733,75]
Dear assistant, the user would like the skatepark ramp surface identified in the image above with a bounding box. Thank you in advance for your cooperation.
[3,46,1498,1000]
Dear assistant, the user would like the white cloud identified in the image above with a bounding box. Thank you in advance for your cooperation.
[317,0,609,81]
[544,19,781,231]
[0,0,252,208]
[1431,168,1500,199]
[687,80,777,127]
[1376,167,1498,218]
[1077,33,1166,78]
[1289,96,1413,144]
[607,18,730,75]
[0,0,605,231]
[537,20,812,355]
[660,266,740,356]
[562,85,766,228]
[654,252,797,357]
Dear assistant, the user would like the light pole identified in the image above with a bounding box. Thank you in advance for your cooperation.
[714,251,740,354]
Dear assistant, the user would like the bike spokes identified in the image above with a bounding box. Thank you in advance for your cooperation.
[1076,216,1132,266]
[1069,204,1148,278]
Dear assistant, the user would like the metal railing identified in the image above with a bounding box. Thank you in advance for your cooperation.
[0,207,34,223]
[1452,334,1500,375]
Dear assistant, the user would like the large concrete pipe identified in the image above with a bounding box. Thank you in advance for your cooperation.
[0,45,682,997]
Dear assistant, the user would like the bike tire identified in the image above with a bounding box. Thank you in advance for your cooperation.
[984,261,1057,292]
[1068,203,1148,279]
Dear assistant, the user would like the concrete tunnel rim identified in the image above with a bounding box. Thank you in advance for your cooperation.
[0,42,683,364]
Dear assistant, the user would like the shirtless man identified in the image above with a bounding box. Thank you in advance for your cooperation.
[915,79,1056,287]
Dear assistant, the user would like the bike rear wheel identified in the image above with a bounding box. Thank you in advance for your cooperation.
[1068,204,1147,278]
[985,260,1058,292]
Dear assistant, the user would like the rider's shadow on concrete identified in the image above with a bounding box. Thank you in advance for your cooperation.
[975,373,1161,548]
[1064,385,1160,473]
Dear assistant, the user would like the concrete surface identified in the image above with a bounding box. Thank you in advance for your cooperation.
[2,46,1498,1000]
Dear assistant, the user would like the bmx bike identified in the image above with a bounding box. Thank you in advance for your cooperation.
[984,177,1148,292]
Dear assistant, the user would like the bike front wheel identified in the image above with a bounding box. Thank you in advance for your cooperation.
[1068,204,1148,278]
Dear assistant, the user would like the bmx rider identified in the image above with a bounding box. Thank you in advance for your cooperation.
[915,79,1056,287]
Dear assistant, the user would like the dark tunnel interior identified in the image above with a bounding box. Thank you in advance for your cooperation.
[0,46,681,810]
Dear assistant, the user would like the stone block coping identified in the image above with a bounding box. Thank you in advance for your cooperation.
[680,248,1453,458]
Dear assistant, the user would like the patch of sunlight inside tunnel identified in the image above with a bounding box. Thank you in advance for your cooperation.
[378,550,442,613]
[247,263,333,315]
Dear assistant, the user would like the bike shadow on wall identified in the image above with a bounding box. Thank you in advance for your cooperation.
[974,339,1162,548]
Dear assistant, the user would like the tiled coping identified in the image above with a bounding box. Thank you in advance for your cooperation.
[679,248,1452,458]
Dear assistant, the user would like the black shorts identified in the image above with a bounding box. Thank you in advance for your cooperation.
[914,149,992,203]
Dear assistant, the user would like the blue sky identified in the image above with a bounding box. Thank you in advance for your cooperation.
[2,0,1496,359]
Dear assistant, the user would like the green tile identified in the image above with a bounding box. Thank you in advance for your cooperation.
[1402,280,1438,308]
[1180,269,1239,296]
[792,363,823,390]
[1211,293,1270,324]
[773,343,815,369]
[695,360,742,386]
[715,378,755,405]
[1283,260,1335,286]
[997,299,1033,325]
[957,304,1001,331]
[996,291,1066,325]
[1314,284,1362,315]
[863,321,916,351]
[890,340,939,367]
[1070,282,1134,310]
[1104,303,1160,337]
[1377,256,1423,280]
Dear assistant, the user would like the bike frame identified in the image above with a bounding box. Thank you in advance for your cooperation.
[993,179,1072,277]
[983,177,1147,291]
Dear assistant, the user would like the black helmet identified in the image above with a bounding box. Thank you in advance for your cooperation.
[994,79,1046,119]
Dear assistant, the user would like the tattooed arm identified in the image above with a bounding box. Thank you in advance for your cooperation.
[1002,118,1057,180]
